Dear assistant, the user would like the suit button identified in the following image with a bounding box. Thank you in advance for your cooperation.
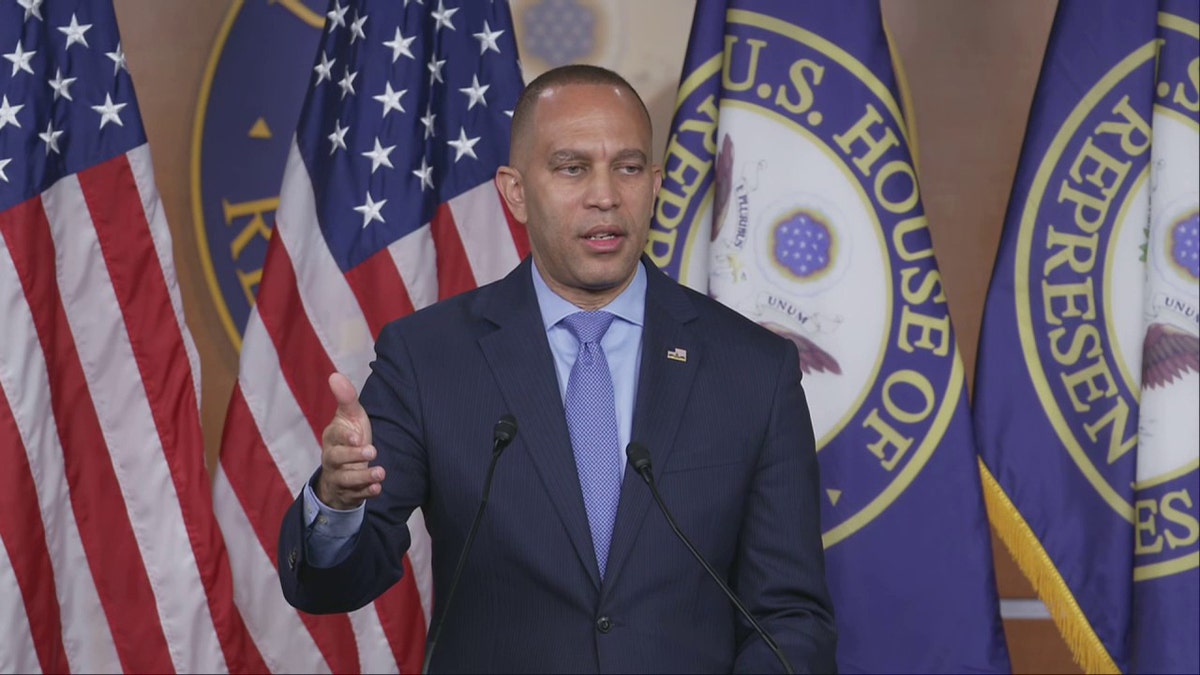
[288,549,298,570]
[595,616,612,633]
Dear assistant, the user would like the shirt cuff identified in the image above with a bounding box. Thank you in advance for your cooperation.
[302,481,365,567]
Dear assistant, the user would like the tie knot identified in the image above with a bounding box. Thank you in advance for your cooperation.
[561,311,615,345]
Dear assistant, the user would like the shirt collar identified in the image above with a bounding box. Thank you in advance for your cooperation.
[531,257,647,331]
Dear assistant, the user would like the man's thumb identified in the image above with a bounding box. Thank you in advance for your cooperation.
[329,372,363,416]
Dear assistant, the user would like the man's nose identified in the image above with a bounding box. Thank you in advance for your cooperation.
[585,170,619,209]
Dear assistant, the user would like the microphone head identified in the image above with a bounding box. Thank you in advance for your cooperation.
[493,414,518,446]
[625,442,652,475]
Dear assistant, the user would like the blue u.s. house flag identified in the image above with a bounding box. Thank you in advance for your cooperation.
[650,1,1011,672]
[975,1,1199,672]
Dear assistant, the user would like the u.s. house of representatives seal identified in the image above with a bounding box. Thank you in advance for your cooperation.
[193,0,326,351]
[651,9,966,548]
[1014,11,1199,581]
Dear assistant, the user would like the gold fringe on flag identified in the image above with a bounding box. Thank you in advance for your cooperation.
[978,460,1121,674]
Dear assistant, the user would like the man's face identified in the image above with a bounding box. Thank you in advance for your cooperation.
[497,83,662,310]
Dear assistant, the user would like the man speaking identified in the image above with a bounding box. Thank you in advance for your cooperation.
[278,64,837,673]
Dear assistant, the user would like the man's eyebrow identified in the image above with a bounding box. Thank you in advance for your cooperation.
[614,149,648,163]
[545,148,648,165]
[548,150,587,163]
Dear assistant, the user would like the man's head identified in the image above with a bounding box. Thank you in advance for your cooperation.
[496,65,662,310]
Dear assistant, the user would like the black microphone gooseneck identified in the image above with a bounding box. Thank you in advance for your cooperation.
[421,415,518,675]
[625,442,795,675]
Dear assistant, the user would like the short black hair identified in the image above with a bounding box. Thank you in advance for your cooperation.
[509,64,652,161]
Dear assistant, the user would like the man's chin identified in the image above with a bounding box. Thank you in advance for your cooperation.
[577,268,638,294]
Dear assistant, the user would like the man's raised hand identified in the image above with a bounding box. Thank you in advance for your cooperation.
[316,372,385,510]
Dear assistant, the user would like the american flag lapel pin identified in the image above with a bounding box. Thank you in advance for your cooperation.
[667,347,688,363]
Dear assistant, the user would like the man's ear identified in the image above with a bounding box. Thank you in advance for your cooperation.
[651,163,663,217]
[495,166,527,223]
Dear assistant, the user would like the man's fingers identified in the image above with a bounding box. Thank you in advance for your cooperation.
[323,442,377,469]
[319,372,380,509]
[326,483,383,506]
[316,460,385,509]
[324,464,386,492]
[322,418,373,449]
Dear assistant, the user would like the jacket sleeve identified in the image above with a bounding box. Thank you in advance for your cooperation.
[732,340,838,674]
[278,323,428,614]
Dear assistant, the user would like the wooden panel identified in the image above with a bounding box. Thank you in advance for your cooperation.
[881,2,1081,673]
[1005,620,1083,674]
[994,531,1039,598]
[880,0,1058,395]
[114,0,239,468]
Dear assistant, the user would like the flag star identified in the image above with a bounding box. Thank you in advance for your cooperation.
[106,43,127,75]
[39,121,64,155]
[17,0,43,21]
[326,1,348,31]
[58,13,93,49]
[0,158,11,183]
[447,127,481,162]
[338,67,358,99]
[459,75,490,110]
[412,157,434,190]
[91,93,127,128]
[504,109,514,118]
[383,28,416,62]
[4,42,36,77]
[327,120,349,154]
[403,0,425,6]
[473,21,505,54]
[48,68,77,101]
[420,107,437,139]
[361,138,396,173]
[431,0,459,31]
[427,57,446,84]
[313,52,335,84]
[0,96,23,129]
[354,192,387,227]
[349,11,368,43]
[373,82,407,117]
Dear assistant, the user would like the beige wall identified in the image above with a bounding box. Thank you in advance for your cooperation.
[113,0,1074,671]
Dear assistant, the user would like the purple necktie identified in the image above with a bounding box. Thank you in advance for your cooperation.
[561,311,621,579]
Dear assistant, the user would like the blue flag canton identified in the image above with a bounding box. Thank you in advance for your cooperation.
[295,0,523,273]
[0,0,146,212]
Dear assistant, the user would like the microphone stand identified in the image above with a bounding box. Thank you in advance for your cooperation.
[421,416,517,674]
[626,442,794,675]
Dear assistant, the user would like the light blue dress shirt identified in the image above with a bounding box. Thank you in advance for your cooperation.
[302,260,647,567]
[531,258,646,474]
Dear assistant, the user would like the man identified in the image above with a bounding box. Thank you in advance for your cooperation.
[278,64,837,673]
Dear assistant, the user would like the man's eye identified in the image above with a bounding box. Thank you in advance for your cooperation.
[561,165,583,176]
[618,165,644,175]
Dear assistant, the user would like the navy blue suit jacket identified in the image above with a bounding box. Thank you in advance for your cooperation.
[279,257,836,673]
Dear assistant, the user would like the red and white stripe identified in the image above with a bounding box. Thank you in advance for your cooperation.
[216,142,527,672]
[0,147,263,673]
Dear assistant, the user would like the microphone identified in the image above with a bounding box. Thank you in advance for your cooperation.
[421,415,518,674]
[625,443,794,675]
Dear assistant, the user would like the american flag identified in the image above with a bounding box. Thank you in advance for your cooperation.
[214,0,527,671]
[0,1,261,672]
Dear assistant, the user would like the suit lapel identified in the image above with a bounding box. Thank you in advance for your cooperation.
[602,259,699,595]
[475,259,602,589]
